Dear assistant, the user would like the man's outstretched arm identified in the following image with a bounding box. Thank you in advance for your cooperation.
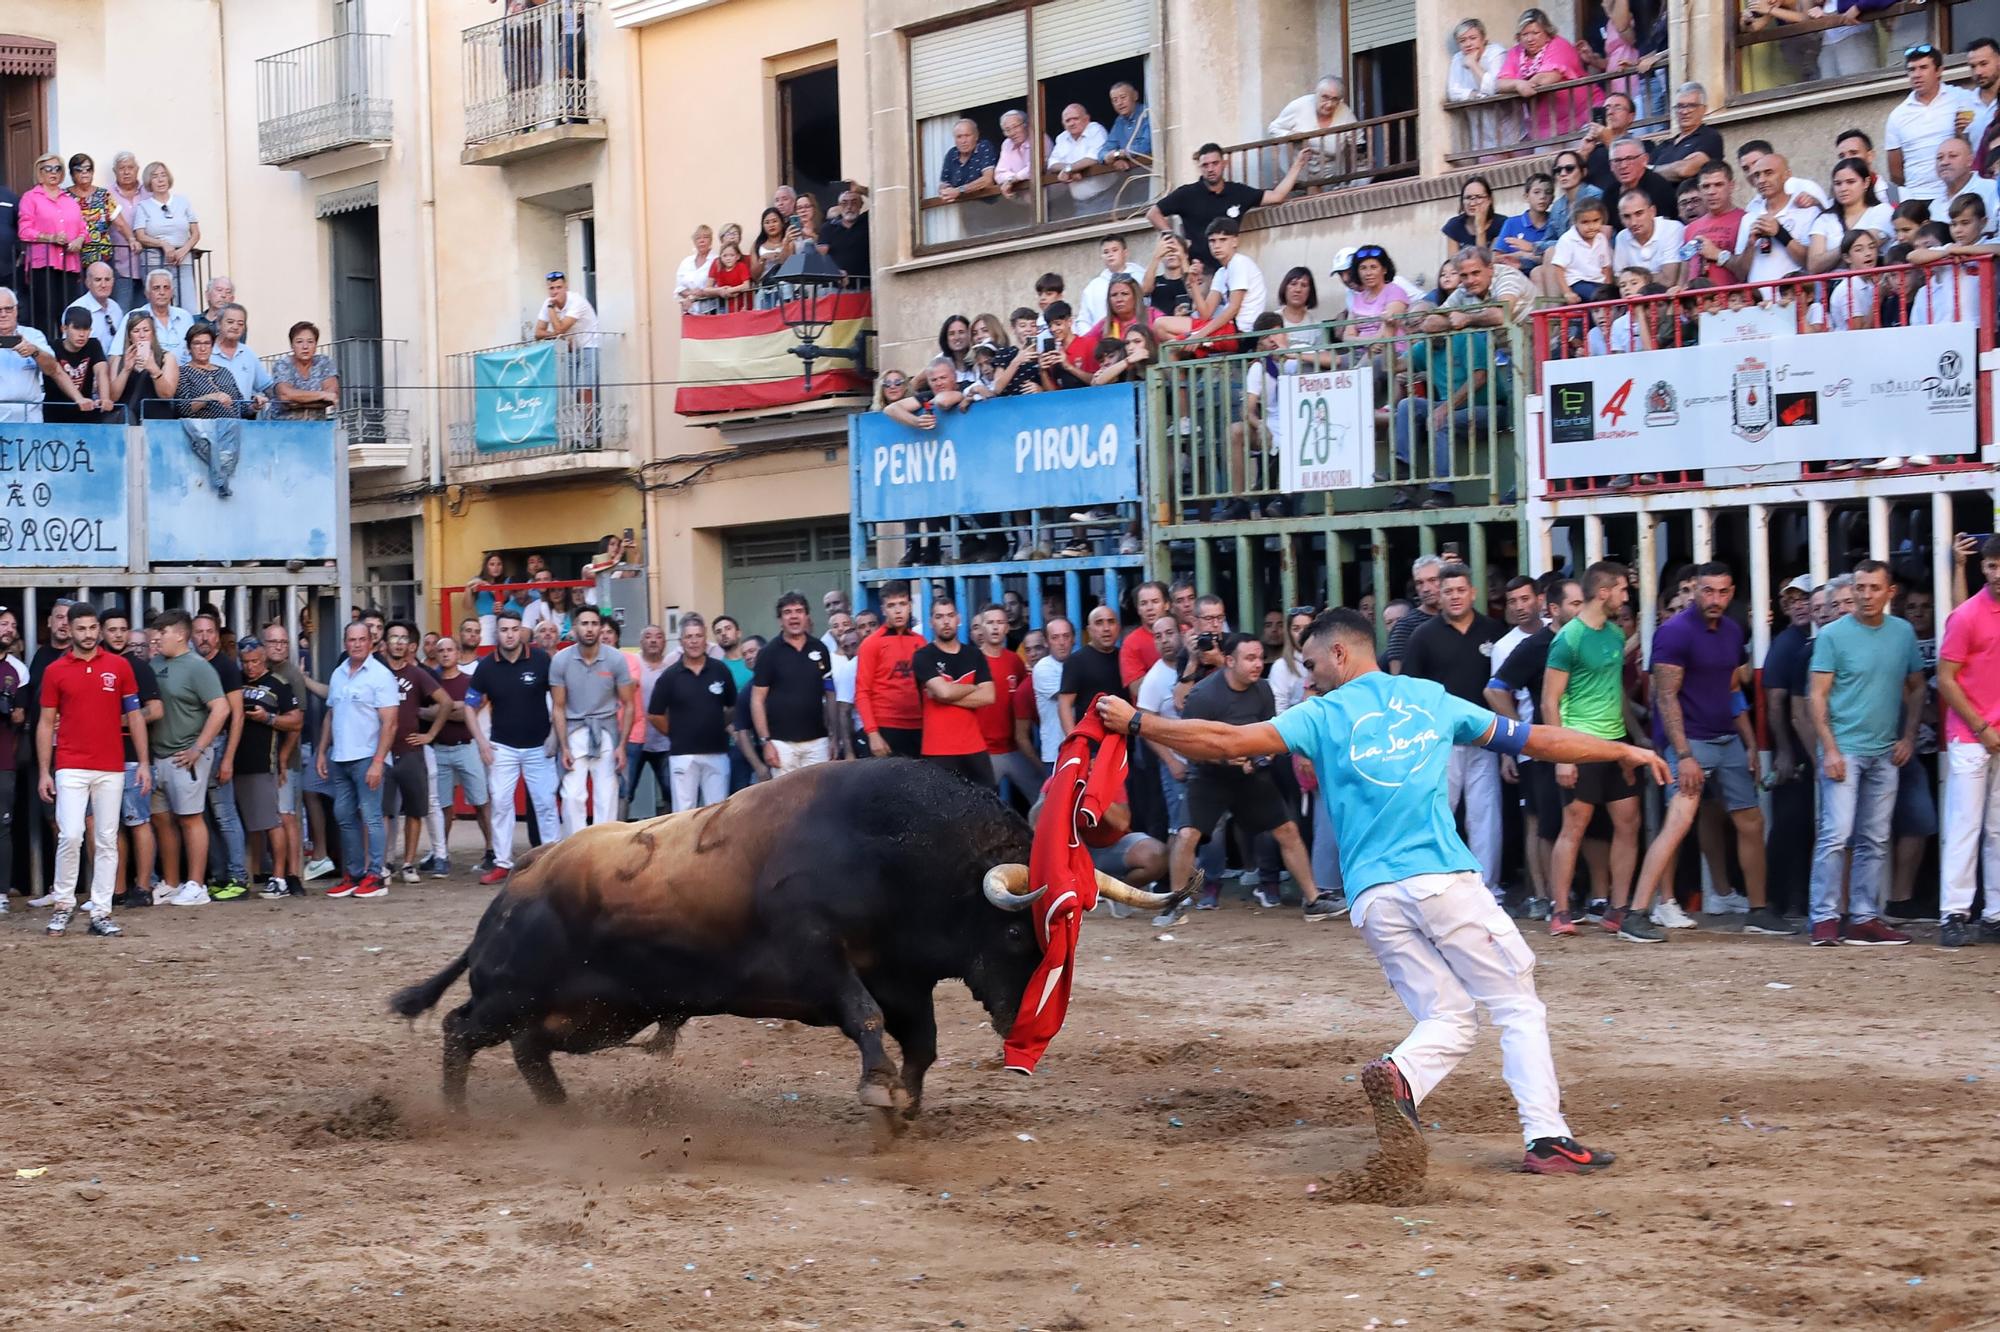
[1510,719,1669,783]
[1097,695,1287,761]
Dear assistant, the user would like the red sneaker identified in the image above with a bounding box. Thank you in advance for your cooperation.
[1599,906,1626,934]
[1840,917,1910,946]
[1808,919,1841,946]
[1523,1136,1617,1174]
[479,866,509,886]
[1549,912,1578,937]
[326,877,357,899]
[352,874,388,900]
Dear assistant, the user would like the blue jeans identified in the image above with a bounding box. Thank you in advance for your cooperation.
[624,743,670,808]
[1391,400,1491,494]
[329,757,387,880]
[206,735,246,882]
[1809,752,1898,925]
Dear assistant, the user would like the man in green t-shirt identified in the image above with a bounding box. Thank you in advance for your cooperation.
[146,609,230,905]
[1541,561,1643,937]
[1805,560,1925,947]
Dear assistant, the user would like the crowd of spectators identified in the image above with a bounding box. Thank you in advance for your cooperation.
[8,537,1997,946]
[673,181,873,315]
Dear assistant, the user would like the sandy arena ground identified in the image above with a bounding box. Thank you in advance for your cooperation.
[1,877,1995,1331]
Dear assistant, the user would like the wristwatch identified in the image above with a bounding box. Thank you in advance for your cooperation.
[1128,708,1150,739]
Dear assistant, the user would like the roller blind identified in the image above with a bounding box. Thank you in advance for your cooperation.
[1032,0,1155,77]
[910,11,1028,121]
[1348,0,1415,52]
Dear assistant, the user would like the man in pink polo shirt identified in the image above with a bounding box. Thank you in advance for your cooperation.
[1937,534,2000,948]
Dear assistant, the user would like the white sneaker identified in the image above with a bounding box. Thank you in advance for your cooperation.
[303,857,335,882]
[169,881,211,906]
[1907,454,1934,466]
[1867,456,1904,471]
[1702,888,1750,914]
[399,863,420,885]
[1651,899,1699,929]
[151,879,176,905]
[27,893,58,908]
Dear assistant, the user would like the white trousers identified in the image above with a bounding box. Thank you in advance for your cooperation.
[55,768,124,914]
[1356,871,1570,1144]
[560,735,619,838]
[488,742,561,870]
[669,752,730,811]
[1942,740,2000,921]
[770,737,830,774]
[1446,746,1504,893]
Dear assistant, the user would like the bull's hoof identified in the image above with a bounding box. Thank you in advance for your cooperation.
[900,1099,923,1124]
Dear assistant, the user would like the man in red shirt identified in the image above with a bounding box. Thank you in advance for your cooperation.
[1120,580,1171,690]
[973,604,1042,802]
[855,581,926,758]
[34,603,148,937]
[910,598,994,786]
[1683,161,1747,287]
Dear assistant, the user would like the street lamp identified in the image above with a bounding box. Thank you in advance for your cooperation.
[774,247,874,393]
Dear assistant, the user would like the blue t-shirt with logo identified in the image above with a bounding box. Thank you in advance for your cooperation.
[1271,672,1499,902]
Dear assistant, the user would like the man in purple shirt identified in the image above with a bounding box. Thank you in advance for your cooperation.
[1623,563,1797,938]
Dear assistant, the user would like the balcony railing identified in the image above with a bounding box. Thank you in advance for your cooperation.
[1149,312,1517,527]
[1217,111,1421,197]
[256,33,393,166]
[262,337,417,470]
[462,0,601,146]
[446,332,629,466]
[1444,64,1668,167]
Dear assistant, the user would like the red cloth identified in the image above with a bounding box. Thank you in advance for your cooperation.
[1002,701,1127,1075]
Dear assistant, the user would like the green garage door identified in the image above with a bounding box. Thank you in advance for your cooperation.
[720,520,851,637]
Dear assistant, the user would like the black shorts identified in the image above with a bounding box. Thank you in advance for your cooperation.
[1562,758,1638,809]
[1522,759,1563,834]
[879,727,922,759]
[382,750,430,820]
[925,750,995,788]
[1184,770,1293,843]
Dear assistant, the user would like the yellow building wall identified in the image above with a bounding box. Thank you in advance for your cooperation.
[425,481,643,620]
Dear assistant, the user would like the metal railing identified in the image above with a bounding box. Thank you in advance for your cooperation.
[462,0,601,145]
[1218,111,1421,196]
[1149,311,1517,525]
[1526,258,1994,498]
[445,332,628,465]
[261,337,415,455]
[1732,1,1933,98]
[255,33,394,165]
[1444,65,1668,166]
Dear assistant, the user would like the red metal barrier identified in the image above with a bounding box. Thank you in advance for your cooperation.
[1528,256,1995,498]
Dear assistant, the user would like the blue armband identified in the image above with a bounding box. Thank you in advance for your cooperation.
[1482,716,1530,758]
[1485,676,1510,694]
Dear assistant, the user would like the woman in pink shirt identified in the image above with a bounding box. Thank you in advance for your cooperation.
[18,152,84,337]
[1341,245,1409,340]
[1496,9,1594,144]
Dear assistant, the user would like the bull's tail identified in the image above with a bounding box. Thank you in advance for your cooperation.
[389,952,470,1018]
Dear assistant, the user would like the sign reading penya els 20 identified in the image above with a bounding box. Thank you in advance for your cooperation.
[1542,320,1978,479]
[852,383,1142,522]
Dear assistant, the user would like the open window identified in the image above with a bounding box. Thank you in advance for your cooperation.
[909,0,1156,252]
[1728,1,1990,101]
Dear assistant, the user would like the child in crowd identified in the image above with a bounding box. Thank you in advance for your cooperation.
[1537,197,1614,304]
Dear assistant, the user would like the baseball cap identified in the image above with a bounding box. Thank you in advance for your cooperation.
[1781,575,1814,597]
[1330,246,1358,274]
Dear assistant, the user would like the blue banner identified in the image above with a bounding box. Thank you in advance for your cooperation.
[475,342,559,452]
[144,419,338,563]
[0,424,129,568]
[852,382,1142,522]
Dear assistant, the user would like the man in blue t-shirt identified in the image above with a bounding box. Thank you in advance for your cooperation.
[1097,608,1664,1183]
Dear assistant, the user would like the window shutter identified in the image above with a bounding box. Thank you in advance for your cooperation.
[1032,0,1155,78]
[910,12,1028,121]
[1347,0,1415,52]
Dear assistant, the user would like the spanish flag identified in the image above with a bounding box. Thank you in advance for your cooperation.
[673,291,874,414]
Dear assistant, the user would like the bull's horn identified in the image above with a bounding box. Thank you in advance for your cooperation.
[983,863,1045,912]
[1094,870,1178,911]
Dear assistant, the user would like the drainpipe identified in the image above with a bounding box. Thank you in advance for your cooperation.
[414,0,445,493]
[214,1,237,274]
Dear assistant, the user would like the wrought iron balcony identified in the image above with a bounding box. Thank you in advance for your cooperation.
[445,332,629,468]
[462,0,603,155]
[255,33,394,167]
[262,336,418,473]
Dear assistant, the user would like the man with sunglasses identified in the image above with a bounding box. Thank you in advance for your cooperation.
[1886,43,1978,205]
[534,270,599,414]
[1650,82,1724,183]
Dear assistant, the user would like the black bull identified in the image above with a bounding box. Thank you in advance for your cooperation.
[390,760,1176,1133]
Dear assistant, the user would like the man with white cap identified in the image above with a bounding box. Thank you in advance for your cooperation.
[1760,573,1818,918]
